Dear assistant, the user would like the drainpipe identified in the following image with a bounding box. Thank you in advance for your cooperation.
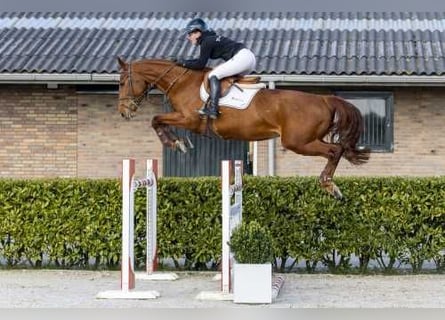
[252,141,258,176]
[267,81,276,176]
[252,80,276,176]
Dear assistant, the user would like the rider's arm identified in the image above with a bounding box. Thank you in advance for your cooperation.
[182,39,212,70]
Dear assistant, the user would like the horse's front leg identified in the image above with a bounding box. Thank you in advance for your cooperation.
[151,113,197,153]
[151,118,186,152]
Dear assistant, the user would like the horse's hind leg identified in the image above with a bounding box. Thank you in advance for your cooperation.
[282,138,344,199]
[318,144,344,200]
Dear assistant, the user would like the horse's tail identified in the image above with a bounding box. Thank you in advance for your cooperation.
[328,96,371,165]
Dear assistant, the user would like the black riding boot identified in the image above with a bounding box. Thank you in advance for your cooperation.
[207,76,221,119]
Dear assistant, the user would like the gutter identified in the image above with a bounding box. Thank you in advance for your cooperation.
[260,74,445,86]
[0,73,119,84]
[1,73,445,86]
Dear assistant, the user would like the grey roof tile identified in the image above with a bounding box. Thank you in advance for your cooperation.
[1,12,445,75]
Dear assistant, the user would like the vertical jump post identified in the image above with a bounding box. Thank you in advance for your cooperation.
[97,158,176,300]
[196,159,243,301]
[221,159,243,294]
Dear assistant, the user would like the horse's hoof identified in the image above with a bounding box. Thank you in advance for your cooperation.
[175,140,188,153]
[322,181,343,200]
[185,136,194,149]
[331,184,343,200]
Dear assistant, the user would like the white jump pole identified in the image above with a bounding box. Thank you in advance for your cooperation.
[221,159,243,294]
[122,158,136,292]
[196,159,243,301]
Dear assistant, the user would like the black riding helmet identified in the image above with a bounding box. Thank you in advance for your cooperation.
[184,18,208,35]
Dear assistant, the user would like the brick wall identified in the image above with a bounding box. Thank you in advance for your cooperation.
[77,93,163,178]
[0,85,77,177]
[0,85,444,178]
[0,85,163,179]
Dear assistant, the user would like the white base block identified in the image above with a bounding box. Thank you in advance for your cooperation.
[136,272,179,281]
[96,290,160,300]
[233,263,272,304]
[195,291,233,301]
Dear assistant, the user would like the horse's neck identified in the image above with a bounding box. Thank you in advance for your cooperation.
[139,64,200,93]
[135,61,203,112]
[149,67,202,98]
[165,71,203,113]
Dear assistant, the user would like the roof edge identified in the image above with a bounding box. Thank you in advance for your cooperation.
[1,73,445,86]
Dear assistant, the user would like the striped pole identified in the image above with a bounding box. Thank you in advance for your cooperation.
[146,159,158,274]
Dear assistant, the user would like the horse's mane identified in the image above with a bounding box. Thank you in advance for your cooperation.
[132,58,172,66]
[131,58,212,73]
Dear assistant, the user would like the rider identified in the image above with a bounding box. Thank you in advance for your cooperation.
[175,18,256,119]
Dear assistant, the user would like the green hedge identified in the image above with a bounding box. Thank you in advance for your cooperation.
[0,176,444,274]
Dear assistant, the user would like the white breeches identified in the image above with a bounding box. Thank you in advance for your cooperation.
[208,48,256,80]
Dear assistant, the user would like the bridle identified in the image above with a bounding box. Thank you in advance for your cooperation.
[119,62,189,111]
[119,62,152,111]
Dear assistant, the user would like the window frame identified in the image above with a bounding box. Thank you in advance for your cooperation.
[335,91,394,152]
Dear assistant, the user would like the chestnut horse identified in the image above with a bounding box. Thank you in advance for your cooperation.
[117,57,370,199]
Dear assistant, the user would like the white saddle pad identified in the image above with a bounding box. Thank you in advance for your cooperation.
[199,83,266,109]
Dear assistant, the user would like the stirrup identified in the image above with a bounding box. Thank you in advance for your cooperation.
[207,109,220,119]
[197,107,209,119]
[207,100,220,119]
[197,102,209,117]
[198,106,208,115]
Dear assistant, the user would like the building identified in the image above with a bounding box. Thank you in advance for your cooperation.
[1,12,444,178]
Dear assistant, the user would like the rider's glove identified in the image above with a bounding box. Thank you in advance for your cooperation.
[172,57,185,67]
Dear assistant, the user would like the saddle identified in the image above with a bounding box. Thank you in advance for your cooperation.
[202,71,261,97]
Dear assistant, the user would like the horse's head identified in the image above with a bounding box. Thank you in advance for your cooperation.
[117,57,149,120]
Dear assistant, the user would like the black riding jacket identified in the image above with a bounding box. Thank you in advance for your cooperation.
[182,30,245,70]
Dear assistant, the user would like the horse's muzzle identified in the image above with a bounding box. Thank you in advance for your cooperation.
[120,110,134,120]
[118,104,136,120]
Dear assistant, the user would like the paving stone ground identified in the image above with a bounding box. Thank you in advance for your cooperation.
[1,269,444,308]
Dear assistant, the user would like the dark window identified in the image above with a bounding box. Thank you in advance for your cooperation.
[75,84,118,94]
[336,92,394,152]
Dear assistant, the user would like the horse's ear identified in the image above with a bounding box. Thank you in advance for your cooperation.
[117,56,127,70]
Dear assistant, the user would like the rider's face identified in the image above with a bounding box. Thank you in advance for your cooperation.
[186,30,201,45]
